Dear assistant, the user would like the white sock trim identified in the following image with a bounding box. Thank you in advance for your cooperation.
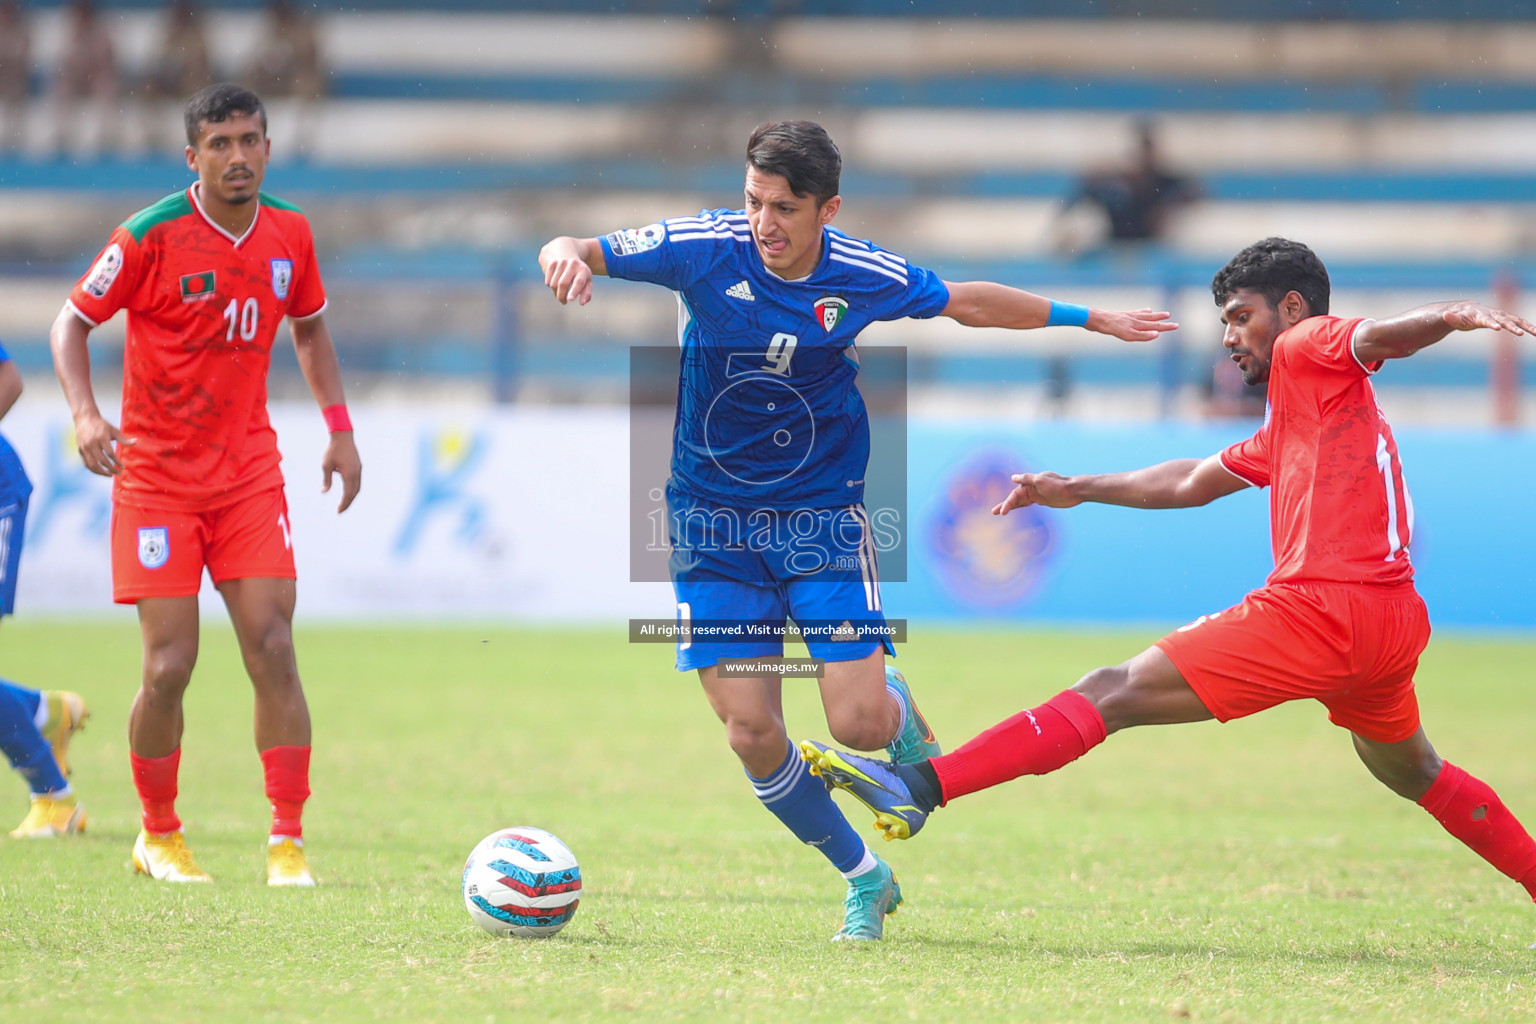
[269,835,304,847]
[32,699,48,731]
[840,844,878,880]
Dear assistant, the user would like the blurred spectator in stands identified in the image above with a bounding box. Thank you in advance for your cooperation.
[0,1,31,154]
[1055,120,1201,255]
[246,0,324,158]
[50,0,120,157]
[138,1,212,152]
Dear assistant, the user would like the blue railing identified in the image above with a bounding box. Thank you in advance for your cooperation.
[14,0,1536,19]
[5,158,1536,205]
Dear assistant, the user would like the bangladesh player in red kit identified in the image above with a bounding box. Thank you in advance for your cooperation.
[49,84,361,885]
[804,237,1536,933]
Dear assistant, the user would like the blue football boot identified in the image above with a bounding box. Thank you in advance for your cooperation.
[883,667,942,765]
[833,856,903,941]
[800,740,928,841]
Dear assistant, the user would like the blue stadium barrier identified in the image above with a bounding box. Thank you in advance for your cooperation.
[16,0,1535,19]
[891,420,1536,629]
[6,157,1536,205]
[21,70,1524,114]
[4,253,1531,396]
[325,72,1393,114]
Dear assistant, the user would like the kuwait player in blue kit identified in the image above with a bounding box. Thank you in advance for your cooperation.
[0,339,91,838]
[540,121,1174,939]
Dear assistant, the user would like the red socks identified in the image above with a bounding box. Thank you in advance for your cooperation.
[932,689,1107,804]
[261,745,311,839]
[130,748,183,835]
[1419,762,1536,901]
[131,746,313,839]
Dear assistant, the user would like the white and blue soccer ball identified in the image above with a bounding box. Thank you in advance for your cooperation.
[462,827,582,938]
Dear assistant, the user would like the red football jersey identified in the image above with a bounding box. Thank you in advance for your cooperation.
[1220,315,1415,587]
[69,185,326,511]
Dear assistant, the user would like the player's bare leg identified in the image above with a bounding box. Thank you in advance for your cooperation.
[217,576,315,886]
[700,665,899,939]
[217,577,310,750]
[1353,726,1536,920]
[1351,727,1441,801]
[700,667,786,778]
[131,596,200,758]
[819,647,941,764]
[819,649,898,753]
[129,596,209,882]
[1072,646,1215,734]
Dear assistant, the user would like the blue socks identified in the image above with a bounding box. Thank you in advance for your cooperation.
[0,680,67,796]
[748,740,869,875]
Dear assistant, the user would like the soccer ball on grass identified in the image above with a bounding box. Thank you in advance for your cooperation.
[462,827,581,938]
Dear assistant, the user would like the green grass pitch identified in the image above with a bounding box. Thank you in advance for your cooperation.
[1,622,1533,1023]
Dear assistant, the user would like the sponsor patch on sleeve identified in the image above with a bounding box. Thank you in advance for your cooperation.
[82,243,124,299]
[604,223,666,256]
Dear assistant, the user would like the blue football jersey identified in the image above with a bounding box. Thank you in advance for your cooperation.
[0,340,30,502]
[601,209,949,509]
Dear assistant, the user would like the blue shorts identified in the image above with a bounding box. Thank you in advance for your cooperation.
[667,484,894,672]
[0,492,27,616]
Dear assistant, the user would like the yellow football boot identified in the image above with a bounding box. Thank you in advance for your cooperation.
[132,830,212,883]
[41,691,89,777]
[267,837,316,887]
[9,793,86,838]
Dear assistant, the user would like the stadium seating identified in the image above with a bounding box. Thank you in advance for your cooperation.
[1,3,1532,419]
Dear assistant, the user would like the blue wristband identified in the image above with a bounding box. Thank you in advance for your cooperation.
[1046,300,1091,327]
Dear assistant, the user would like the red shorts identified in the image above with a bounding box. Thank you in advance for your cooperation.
[1154,581,1431,744]
[111,487,295,604]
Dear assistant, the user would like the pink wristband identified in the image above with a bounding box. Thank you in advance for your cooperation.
[322,404,353,432]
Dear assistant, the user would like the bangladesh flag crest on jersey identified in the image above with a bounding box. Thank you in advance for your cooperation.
[179,271,217,303]
[814,295,848,332]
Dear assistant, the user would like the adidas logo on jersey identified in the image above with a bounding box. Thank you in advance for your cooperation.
[725,280,755,301]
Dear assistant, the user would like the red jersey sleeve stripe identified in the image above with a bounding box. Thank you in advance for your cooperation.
[1348,318,1382,375]
[1218,451,1265,489]
[289,299,328,322]
[63,299,99,328]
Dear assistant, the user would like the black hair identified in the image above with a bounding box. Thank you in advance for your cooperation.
[745,120,841,206]
[1211,237,1330,316]
[184,83,267,147]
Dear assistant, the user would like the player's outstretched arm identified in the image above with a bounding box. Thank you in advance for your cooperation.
[1355,300,1536,364]
[48,305,133,476]
[939,280,1177,342]
[538,236,607,307]
[290,314,362,513]
[992,453,1247,516]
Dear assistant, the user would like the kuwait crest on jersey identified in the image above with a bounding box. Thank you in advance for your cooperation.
[270,258,294,300]
[814,295,848,333]
[179,271,217,303]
